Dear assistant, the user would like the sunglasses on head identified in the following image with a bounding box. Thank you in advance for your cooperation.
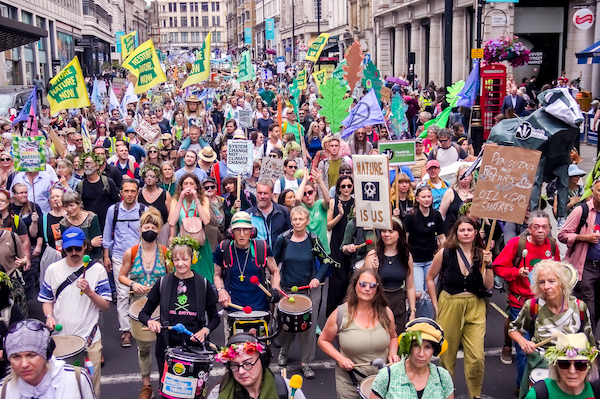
[358,281,378,289]
[557,360,589,371]
[9,319,47,334]
[303,190,314,196]
[65,246,83,253]
[341,184,353,189]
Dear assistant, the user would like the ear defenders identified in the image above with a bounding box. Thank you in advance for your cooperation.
[3,319,56,361]
[226,226,258,240]
[224,332,272,369]
[403,317,447,357]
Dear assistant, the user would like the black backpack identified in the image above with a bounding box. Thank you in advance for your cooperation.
[110,202,147,239]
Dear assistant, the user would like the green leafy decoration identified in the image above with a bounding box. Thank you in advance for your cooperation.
[398,330,423,357]
[289,78,300,114]
[361,61,383,101]
[316,78,353,135]
[446,80,465,108]
[389,93,408,139]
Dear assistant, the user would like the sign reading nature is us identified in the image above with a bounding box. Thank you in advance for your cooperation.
[378,140,416,166]
[353,154,392,230]
[470,144,541,224]
[13,136,46,172]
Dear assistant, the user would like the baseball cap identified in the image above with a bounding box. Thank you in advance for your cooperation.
[415,137,423,144]
[230,211,253,230]
[426,160,441,170]
[161,133,172,140]
[62,227,86,249]
[126,127,136,134]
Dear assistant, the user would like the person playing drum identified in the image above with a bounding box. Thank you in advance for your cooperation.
[118,208,170,399]
[0,318,96,399]
[38,227,111,398]
[208,333,307,399]
[273,206,339,379]
[213,212,281,337]
[139,236,220,380]
[370,318,454,399]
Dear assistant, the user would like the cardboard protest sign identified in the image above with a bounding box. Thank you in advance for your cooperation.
[239,110,253,128]
[227,139,253,176]
[259,157,284,181]
[135,120,160,143]
[353,154,392,229]
[378,140,416,166]
[380,87,391,103]
[470,144,541,224]
[13,136,46,172]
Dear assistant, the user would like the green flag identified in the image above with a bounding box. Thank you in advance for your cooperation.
[236,51,255,83]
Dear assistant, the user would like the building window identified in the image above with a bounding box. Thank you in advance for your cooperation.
[202,31,208,40]
[202,16,208,26]
[181,17,187,26]
[215,31,221,42]
[195,16,199,26]
[216,16,220,26]
[190,17,194,26]
[201,2,208,11]
[181,32,188,42]
[212,16,215,26]
[168,3,172,12]
[181,2,186,11]
[162,5,165,11]
[174,17,178,27]
[163,19,166,27]
[169,17,173,27]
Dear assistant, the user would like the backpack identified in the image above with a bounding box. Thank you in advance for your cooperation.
[218,239,268,287]
[512,234,558,269]
[529,297,585,333]
[76,175,111,197]
[574,201,590,236]
[533,378,600,399]
[430,143,462,161]
[278,177,301,192]
[130,244,168,264]
[110,203,147,239]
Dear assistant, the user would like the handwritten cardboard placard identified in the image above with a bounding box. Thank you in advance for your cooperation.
[227,139,254,176]
[470,144,541,224]
[135,120,160,143]
[13,136,46,172]
[380,87,391,103]
[239,109,253,128]
[259,157,284,181]
[353,154,392,229]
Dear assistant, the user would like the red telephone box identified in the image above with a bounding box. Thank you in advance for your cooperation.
[480,63,507,140]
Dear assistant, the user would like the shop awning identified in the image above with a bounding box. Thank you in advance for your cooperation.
[0,15,48,52]
[576,40,600,64]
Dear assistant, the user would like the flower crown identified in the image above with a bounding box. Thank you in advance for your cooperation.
[81,151,102,166]
[544,342,599,365]
[166,236,201,265]
[215,341,265,363]
[140,164,162,181]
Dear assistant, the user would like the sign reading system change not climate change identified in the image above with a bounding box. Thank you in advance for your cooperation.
[470,144,541,224]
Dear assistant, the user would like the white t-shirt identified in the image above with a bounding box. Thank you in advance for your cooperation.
[38,258,112,344]
[273,177,299,194]
[436,146,460,168]
[265,140,282,157]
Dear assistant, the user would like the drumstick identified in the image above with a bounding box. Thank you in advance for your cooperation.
[250,276,272,297]
[236,175,241,210]
[355,239,373,250]
[276,288,295,303]
[229,303,253,314]
[291,283,325,292]
[351,358,386,368]
[534,331,560,349]
[80,255,91,295]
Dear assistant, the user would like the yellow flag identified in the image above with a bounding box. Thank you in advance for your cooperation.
[121,31,137,60]
[182,32,211,88]
[297,68,307,90]
[305,33,330,62]
[122,40,166,94]
[312,69,328,91]
[47,57,90,115]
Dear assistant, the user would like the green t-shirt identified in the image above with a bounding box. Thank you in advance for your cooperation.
[524,379,594,399]
[303,199,330,254]
[327,158,342,189]
[260,90,275,105]
[283,121,302,145]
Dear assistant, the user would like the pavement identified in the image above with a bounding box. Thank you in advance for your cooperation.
[23,143,600,399]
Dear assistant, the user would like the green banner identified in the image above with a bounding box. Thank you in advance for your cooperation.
[237,50,255,83]
[378,140,416,166]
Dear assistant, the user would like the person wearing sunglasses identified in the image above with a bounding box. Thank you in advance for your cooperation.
[0,318,96,398]
[508,259,595,398]
[38,227,111,397]
[201,177,226,252]
[319,268,400,399]
[295,166,331,256]
[526,332,599,399]
[273,159,301,202]
[209,333,306,399]
[0,152,15,189]
[273,206,338,379]
[143,145,161,168]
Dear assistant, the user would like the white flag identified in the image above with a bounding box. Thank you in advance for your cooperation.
[120,82,138,116]
[109,87,121,115]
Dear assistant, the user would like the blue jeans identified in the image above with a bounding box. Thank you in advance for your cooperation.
[413,260,432,294]
[510,305,529,388]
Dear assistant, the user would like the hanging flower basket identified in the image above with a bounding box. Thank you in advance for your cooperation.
[483,35,531,68]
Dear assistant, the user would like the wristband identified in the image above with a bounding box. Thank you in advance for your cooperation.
[130,281,135,289]
[46,314,53,319]
[216,287,224,293]
[485,265,493,270]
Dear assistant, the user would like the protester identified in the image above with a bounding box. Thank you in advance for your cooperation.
[439,165,475,234]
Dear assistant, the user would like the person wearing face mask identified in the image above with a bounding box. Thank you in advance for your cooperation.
[119,208,170,399]
[102,179,148,348]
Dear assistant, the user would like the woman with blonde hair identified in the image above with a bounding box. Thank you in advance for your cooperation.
[306,121,323,159]
[439,165,476,234]
[119,208,170,399]
[0,152,15,188]
[391,173,415,221]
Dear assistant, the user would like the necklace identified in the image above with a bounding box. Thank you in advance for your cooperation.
[142,244,157,269]
[233,246,251,281]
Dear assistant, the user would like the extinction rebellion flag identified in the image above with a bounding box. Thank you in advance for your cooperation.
[122,39,166,94]
[182,32,211,88]
[47,57,90,116]
[236,50,255,83]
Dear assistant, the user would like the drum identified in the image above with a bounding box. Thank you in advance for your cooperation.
[52,335,87,368]
[161,346,213,399]
[529,368,549,388]
[278,294,312,333]
[227,310,271,337]
[129,298,160,342]
[359,375,377,399]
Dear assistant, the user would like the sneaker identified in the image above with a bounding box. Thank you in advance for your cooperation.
[557,217,567,229]
[139,385,154,399]
[500,345,513,365]
[301,364,315,379]
[278,351,287,366]
[121,331,132,348]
